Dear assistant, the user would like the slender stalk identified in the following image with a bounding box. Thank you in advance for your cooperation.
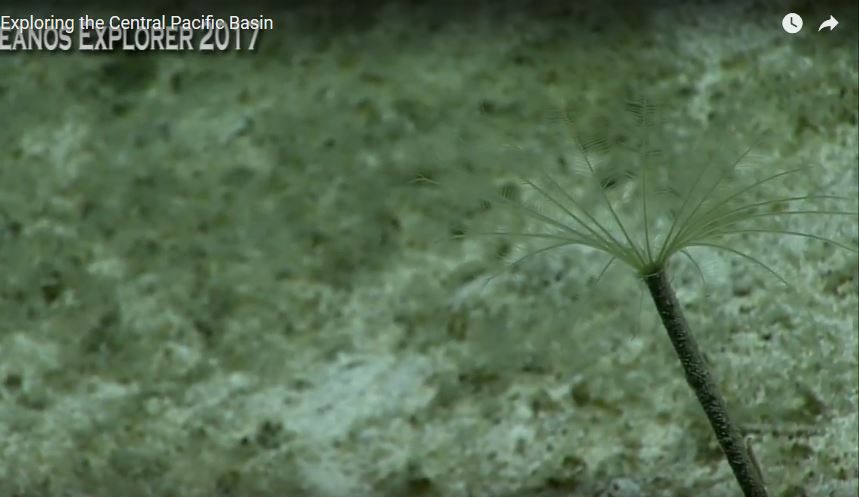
[643,269,769,497]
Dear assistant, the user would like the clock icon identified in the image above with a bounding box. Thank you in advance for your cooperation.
[782,13,803,34]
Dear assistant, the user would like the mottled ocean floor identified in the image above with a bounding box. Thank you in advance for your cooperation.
[0,1,857,496]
